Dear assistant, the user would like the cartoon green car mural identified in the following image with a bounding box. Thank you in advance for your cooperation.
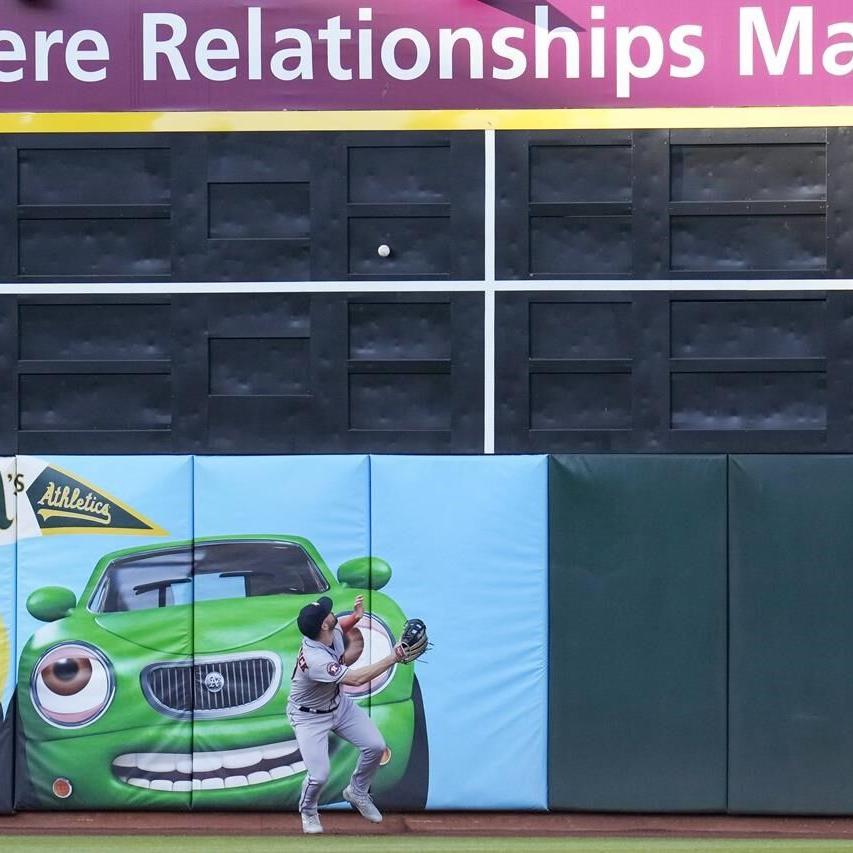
[13,535,428,810]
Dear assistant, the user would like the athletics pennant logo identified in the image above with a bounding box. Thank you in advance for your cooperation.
[16,457,167,538]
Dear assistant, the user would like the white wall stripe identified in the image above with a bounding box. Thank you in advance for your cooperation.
[484,130,496,286]
[484,129,497,455]
[0,281,487,295]
[0,280,848,295]
[484,283,496,455]
[494,280,853,291]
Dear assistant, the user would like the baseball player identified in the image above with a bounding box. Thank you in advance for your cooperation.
[289,593,402,835]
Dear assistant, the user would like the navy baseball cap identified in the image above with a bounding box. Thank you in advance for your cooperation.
[297,596,333,639]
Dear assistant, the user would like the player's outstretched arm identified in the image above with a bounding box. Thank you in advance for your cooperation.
[341,627,364,665]
[340,651,398,688]
[338,595,365,635]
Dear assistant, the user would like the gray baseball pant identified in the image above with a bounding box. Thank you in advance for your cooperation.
[288,697,386,815]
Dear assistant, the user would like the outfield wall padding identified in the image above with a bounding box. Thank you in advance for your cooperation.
[192,456,371,811]
[6,453,853,814]
[0,458,15,814]
[548,455,728,812]
[729,456,853,814]
[371,455,549,810]
[14,456,194,810]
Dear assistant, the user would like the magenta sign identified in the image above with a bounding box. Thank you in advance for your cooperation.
[0,0,852,111]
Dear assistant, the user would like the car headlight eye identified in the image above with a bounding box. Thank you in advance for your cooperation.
[42,657,93,696]
[342,614,396,700]
[32,643,114,728]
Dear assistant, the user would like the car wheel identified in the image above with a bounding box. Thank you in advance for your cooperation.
[375,675,429,810]
[0,693,12,812]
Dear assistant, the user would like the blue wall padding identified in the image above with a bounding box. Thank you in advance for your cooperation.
[370,455,549,810]
[15,456,193,810]
[192,455,370,810]
[193,455,370,570]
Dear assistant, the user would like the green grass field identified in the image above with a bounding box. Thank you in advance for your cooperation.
[3,838,853,853]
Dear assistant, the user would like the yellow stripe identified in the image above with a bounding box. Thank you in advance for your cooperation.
[2,106,853,133]
[0,614,8,712]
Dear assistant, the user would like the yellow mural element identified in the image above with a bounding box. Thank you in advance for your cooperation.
[26,463,168,538]
[0,614,8,709]
[0,106,853,134]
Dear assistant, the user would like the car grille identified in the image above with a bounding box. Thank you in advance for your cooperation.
[142,654,281,719]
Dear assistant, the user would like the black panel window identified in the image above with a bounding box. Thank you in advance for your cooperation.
[496,292,852,453]
[497,129,844,280]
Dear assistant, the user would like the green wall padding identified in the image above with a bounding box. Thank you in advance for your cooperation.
[549,455,728,812]
[729,456,853,814]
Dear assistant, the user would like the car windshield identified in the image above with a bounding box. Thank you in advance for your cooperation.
[89,540,330,613]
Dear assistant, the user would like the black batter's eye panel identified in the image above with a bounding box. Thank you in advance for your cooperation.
[496,128,847,280]
[18,303,171,362]
[18,148,171,206]
[0,131,484,283]
[0,128,850,455]
[2,292,484,455]
[495,291,853,454]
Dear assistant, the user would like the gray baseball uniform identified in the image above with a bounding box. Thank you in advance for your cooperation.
[288,624,386,816]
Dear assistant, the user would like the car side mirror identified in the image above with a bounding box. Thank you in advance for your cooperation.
[337,557,392,591]
[27,587,77,622]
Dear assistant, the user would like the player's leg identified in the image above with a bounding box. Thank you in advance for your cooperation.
[290,712,333,818]
[332,700,386,822]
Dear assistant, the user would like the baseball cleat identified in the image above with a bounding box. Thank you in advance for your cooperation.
[301,812,324,834]
[342,784,383,823]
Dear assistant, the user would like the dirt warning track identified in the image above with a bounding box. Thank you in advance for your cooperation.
[4,812,853,839]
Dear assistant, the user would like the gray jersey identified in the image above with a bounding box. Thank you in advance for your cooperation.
[288,625,350,711]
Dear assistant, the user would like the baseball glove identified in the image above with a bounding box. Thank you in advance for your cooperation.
[394,618,429,664]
